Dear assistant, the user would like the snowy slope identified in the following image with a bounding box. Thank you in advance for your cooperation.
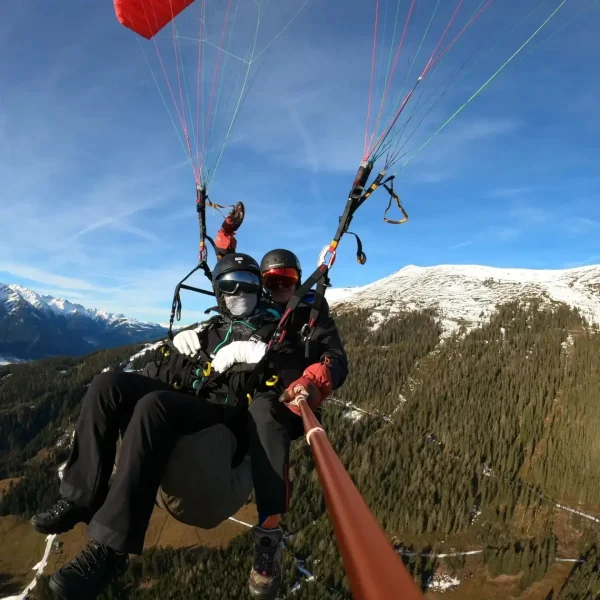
[326,264,600,337]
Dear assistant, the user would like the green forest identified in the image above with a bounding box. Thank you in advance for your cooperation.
[1,300,600,598]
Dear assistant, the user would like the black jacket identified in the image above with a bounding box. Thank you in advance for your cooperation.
[265,291,348,391]
[144,292,348,402]
[143,306,281,408]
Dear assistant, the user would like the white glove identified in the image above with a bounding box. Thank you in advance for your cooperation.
[173,329,202,357]
[212,340,268,373]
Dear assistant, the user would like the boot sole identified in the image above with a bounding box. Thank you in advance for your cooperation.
[49,575,78,600]
[48,560,128,600]
[30,517,61,535]
[249,588,279,599]
[49,571,115,600]
[30,517,81,535]
[248,578,282,598]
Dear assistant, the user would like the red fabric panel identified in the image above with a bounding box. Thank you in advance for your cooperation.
[114,0,195,40]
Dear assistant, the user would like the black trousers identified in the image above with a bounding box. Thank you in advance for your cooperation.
[60,371,224,554]
[247,391,304,520]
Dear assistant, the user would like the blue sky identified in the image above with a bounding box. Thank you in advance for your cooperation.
[1,0,599,324]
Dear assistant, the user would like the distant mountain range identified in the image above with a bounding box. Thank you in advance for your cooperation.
[0,283,168,361]
[3,264,599,363]
[326,264,600,336]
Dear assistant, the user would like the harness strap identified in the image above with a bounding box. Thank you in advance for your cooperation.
[331,160,374,245]
[196,185,209,263]
[206,200,235,219]
[345,231,367,265]
[269,263,329,349]
[249,320,280,344]
[382,180,409,224]
[243,265,331,395]
[167,263,215,340]
[204,235,218,259]
[303,273,329,359]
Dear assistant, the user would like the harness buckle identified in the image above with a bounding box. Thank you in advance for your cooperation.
[300,323,310,341]
[265,375,279,387]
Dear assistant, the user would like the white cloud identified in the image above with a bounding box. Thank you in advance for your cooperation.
[509,204,550,226]
[0,263,108,292]
[488,186,538,199]
[451,240,473,249]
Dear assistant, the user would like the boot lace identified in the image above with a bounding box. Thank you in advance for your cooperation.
[66,541,110,577]
[254,543,278,576]
[47,498,73,517]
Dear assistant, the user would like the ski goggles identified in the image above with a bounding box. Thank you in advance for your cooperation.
[261,267,300,290]
[215,271,261,295]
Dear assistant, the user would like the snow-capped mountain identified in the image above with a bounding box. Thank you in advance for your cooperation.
[0,283,168,361]
[4,264,598,361]
[326,264,600,337]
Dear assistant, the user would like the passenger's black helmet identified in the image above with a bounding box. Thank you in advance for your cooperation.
[212,253,262,315]
[213,252,261,281]
[260,249,302,279]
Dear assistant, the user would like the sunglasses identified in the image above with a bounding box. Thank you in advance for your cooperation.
[262,267,300,290]
[216,271,261,295]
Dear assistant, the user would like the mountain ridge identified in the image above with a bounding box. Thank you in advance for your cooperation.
[1,283,159,327]
[326,263,600,336]
[4,262,600,361]
[0,283,167,361]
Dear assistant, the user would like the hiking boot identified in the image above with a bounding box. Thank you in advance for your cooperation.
[30,498,91,535]
[248,525,283,598]
[49,539,128,599]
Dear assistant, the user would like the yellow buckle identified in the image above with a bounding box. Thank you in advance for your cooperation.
[265,375,279,387]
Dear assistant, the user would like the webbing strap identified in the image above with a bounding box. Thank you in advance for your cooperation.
[382,180,409,224]
[345,232,367,265]
[167,262,215,340]
[304,272,329,358]
[196,186,209,263]
[269,263,329,348]
[243,263,330,395]
[331,161,374,244]
[206,200,235,219]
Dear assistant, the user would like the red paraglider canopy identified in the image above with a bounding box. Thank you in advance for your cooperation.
[114,0,195,40]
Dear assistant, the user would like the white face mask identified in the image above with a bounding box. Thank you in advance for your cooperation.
[224,292,257,317]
